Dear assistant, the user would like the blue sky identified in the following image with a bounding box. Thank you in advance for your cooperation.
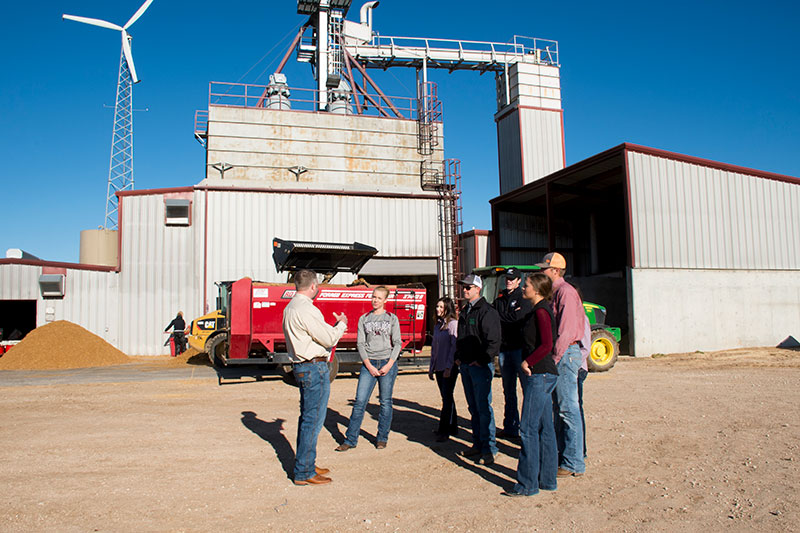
[2,0,798,262]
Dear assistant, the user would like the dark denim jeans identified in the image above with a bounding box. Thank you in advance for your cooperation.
[499,348,524,436]
[514,372,558,495]
[435,366,459,435]
[343,358,398,446]
[578,367,588,457]
[553,345,585,474]
[293,360,331,482]
[460,362,498,455]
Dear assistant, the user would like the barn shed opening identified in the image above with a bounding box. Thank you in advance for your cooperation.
[490,145,631,352]
[0,300,36,341]
[490,143,800,356]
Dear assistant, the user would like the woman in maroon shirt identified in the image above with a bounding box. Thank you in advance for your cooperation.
[503,273,559,497]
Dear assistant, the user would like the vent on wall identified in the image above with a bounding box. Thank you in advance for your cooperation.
[165,199,191,226]
[39,274,65,298]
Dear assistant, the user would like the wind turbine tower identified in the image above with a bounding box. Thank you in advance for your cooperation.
[63,0,154,230]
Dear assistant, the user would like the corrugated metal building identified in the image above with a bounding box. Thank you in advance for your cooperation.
[0,94,448,355]
[459,229,492,275]
[489,143,800,356]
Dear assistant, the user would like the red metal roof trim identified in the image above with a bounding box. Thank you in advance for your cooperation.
[490,143,627,205]
[0,258,117,272]
[622,143,800,185]
[459,229,491,238]
[117,186,195,197]
[490,142,800,206]
[195,185,442,200]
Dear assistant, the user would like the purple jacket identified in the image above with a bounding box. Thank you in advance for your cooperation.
[430,318,457,372]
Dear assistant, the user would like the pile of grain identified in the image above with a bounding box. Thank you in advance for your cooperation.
[0,321,130,370]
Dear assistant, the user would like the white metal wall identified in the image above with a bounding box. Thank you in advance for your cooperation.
[206,106,443,193]
[118,194,200,355]
[630,268,800,356]
[2,190,442,356]
[475,234,490,270]
[497,111,522,195]
[202,189,441,307]
[0,263,118,346]
[628,151,800,269]
[519,108,564,186]
[0,263,40,299]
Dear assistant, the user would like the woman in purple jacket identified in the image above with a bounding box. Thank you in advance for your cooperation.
[429,297,459,442]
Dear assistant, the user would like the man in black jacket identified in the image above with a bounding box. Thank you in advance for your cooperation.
[455,274,502,465]
[493,267,532,439]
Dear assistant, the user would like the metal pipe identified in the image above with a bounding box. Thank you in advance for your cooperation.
[360,1,379,30]
[343,47,402,118]
[341,38,362,114]
[276,24,307,74]
[351,78,390,118]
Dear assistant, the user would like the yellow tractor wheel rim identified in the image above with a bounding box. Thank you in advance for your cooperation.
[591,338,614,365]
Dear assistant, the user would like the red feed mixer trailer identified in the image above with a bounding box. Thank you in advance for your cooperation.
[200,239,426,381]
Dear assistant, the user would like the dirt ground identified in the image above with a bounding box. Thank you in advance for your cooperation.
[1,348,798,532]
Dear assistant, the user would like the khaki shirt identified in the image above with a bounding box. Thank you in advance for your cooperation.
[282,293,347,362]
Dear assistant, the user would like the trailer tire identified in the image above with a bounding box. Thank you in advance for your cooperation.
[588,329,618,372]
[281,354,339,387]
[206,334,228,367]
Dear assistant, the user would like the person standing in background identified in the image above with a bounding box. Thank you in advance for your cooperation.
[164,311,187,355]
[494,267,532,440]
[429,297,459,442]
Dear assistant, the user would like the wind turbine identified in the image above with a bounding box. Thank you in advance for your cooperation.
[63,0,154,230]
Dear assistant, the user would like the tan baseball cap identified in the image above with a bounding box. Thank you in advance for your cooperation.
[535,252,566,269]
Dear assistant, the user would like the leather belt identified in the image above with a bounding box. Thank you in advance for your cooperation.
[294,356,328,365]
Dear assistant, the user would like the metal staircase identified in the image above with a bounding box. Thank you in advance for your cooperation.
[417,81,441,156]
[420,158,463,298]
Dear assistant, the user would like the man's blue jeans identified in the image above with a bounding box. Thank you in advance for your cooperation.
[293,360,331,482]
[460,362,498,455]
[499,348,524,436]
[344,358,398,446]
[514,372,558,495]
[553,345,585,474]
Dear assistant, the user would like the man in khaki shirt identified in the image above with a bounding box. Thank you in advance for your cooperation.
[282,269,347,485]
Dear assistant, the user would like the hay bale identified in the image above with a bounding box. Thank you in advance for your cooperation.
[0,321,130,370]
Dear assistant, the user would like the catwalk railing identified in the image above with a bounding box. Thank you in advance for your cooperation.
[206,81,430,121]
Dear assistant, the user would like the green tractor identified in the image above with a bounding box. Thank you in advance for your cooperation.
[473,266,622,372]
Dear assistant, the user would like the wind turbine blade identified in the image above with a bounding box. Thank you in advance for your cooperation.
[62,14,123,32]
[121,31,139,83]
[124,0,154,29]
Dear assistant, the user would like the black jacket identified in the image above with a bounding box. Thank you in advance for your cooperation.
[522,300,558,375]
[493,286,532,351]
[165,316,186,332]
[456,297,501,366]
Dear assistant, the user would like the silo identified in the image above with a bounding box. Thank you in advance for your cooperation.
[79,229,118,267]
